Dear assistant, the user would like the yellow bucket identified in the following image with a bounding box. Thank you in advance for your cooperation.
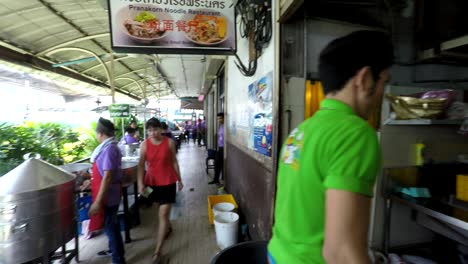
[208,194,238,224]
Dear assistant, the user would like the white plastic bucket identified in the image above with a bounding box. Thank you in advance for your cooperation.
[213,202,235,217]
[214,212,239,250]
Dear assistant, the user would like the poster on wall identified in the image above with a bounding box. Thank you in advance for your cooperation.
[248,72,273,157]
[108,0,236,55]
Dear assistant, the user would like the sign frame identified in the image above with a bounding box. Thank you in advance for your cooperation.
[107,0,237,55]
[109,104,131,118]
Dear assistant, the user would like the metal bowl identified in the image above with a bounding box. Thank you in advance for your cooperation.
[58,163,91,174]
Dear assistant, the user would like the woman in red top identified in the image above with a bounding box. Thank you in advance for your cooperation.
[137,118,183,263]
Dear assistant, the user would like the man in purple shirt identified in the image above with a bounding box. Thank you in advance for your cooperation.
[183,121,191,143]
[89,117,126,263]
[200,117,207,147]
[209,113,224,184]
[119,127,139,145]
[192,120,198,144]
[197,118,203,146]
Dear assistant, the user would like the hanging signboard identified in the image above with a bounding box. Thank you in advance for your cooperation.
[108,0,236,55]
[109,104,130,117]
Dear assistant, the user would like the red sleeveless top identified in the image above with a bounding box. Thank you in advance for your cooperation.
[144,137,179,186]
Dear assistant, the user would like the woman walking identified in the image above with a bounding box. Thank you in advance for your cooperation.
[88,117,126,264]
[137,118,183,263]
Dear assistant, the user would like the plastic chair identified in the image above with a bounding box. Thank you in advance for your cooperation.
[206,149,216,174]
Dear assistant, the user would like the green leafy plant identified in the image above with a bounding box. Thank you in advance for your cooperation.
[0,122,92,176]
[81,122,99,154]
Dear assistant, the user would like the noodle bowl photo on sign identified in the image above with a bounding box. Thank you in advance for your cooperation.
[182,10,229,46]
[117,5,173,43]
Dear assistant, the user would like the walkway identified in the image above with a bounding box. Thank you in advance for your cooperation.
[69,142,220,264]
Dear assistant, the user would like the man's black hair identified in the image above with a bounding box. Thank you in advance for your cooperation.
[318,30,394,95]
[146,117,161,129]
[217,112,224,117]
[125,127,136,134]
[96,117,115,137]
[161,122,168,130]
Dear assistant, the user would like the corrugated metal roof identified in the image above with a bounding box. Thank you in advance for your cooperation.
[0,0,219,101]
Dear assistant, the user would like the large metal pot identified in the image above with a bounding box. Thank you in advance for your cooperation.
[0,158,76,264]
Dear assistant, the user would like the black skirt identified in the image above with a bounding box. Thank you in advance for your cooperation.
[147,183,177,205]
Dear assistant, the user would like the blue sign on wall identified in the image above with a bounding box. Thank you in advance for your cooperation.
[248,72,273,157]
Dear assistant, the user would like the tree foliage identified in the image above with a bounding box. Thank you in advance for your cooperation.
[0,122,91,176]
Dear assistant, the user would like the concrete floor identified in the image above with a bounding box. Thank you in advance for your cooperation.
[66,142,222,264]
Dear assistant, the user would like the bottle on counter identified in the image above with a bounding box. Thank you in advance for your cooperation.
[414,141,425,166]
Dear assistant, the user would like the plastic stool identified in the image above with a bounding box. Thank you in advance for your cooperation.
[206,149,216,174]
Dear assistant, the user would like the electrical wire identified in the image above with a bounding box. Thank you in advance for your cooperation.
[234,0,273,77]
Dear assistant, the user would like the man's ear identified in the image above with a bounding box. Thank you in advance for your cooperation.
[353,66,372,92]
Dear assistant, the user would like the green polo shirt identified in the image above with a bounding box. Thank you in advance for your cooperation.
[268,99,381,264]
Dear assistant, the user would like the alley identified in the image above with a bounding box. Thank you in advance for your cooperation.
[70,143,220,264]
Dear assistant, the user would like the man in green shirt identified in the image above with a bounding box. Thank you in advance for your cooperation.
[268,31,393,264]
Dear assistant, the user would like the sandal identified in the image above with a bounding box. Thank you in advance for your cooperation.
[152,252,161,264]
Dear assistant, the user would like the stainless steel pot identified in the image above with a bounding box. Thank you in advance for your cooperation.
[0,158,76,264]
[123,143,140,157]
[58,163,91,174]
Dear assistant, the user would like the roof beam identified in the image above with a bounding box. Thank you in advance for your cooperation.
[106,66,162,93]
[114,68,147,79]
[45,47,112,96]
[36,0,151,93]
[80,56,163,92]
[80,56,129,74]
[114,77,146,98]
[112,67,164,80]
[35,33,110,56]
[52,54,106,67]
[0,44,140,101]
[119,78,164,91]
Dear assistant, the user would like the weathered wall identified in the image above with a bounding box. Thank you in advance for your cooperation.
[223,2,279,240]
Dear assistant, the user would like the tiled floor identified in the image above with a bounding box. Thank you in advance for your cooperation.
[67,142,221,264]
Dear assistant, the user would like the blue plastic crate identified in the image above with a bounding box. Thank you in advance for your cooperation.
[77,195,92,222]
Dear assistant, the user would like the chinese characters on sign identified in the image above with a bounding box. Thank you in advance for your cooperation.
[124,19,204,33]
